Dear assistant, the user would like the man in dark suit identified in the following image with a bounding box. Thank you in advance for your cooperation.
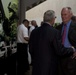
[56,7,76,75]
[29,10,76,75]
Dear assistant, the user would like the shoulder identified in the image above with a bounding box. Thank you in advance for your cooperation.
[21,24,28,30]
[53,27,60,35]
[70,21,76,28]
[68,21,76,47]
[30,27,40,39]
[69,21,76,32]
[69,21,76,33]
[31,27,40,34]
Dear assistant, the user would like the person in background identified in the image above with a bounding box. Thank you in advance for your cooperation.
[28,20,38,65]
[29,20,38,36]
[56,7,76,75]
[31,20,38,28]
[17,19,29,75]
[29,10,76,75]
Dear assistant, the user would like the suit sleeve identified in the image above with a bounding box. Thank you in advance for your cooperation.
[53,30,74,57]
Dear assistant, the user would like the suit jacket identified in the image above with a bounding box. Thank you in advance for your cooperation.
[29,23,74,75]
[56,21,76,48]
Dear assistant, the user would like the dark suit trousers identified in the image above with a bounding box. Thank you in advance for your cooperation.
[58,57,76,75]
[17,43,29,75]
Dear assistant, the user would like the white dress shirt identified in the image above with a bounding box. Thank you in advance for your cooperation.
[29,25,35,36]
[17,24,28,43]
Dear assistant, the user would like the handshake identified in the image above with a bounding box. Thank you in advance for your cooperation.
[71,46,76,59]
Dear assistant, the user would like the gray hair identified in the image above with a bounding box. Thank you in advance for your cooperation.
[43,10,55,22]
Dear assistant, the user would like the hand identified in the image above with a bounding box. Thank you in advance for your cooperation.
[71,46,75,52]
[72,51,76,59]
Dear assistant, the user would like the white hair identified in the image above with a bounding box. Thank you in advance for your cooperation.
[43,10,55,22]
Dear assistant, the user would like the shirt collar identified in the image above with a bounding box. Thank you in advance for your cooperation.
[45,22,52,26]
[63,20,72,26]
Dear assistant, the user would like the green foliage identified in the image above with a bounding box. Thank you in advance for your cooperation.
[8,1,18,38]
[53,23,60,28]
[3,1,18,41]
[0,1,18,42]
[10,20,17,37]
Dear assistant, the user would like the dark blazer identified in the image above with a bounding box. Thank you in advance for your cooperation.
[56,21,76,75]
[56,21,76,48]
[29,23,74,75]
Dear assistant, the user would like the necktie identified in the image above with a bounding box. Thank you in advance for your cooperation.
[62,25,67,45]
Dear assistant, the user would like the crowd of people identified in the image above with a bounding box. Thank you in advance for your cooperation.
[0,6,76,75]
[29,7,76,75]
[17,7,76,75]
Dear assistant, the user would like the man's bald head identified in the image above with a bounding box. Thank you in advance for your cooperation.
[61,7,73,24]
